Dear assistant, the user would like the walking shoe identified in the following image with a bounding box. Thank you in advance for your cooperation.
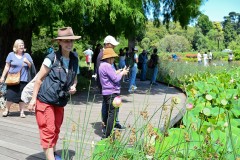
[20,112,26,118]
[101,136,106,140]
[2,110,9,117]
[92,74,97,79]
[54,152,62,160]
[102,126,106,136]
[129,85,137,91]
[114,124,126,130]
[128,89,133,93]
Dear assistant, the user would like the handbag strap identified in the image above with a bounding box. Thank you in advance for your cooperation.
[18,53,26,73]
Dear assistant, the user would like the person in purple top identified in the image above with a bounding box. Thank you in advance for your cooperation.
[99,48,129,138]
[0,39,33,118]
[96,35,126,136]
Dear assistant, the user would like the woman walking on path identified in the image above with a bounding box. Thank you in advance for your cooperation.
[99,48,129,138]
[28,27,80,160]
[0,39,33,118]
[83,47,93,69]
[150,48,159,85]
[128,47,138,93]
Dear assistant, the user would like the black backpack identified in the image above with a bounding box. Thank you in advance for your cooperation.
[148,59,154,68]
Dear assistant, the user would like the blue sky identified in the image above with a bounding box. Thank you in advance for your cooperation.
[200,0,240,22]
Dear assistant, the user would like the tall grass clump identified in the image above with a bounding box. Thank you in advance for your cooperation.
[59,60,239,159]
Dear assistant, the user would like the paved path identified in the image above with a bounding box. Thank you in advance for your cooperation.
[0,78,186,160]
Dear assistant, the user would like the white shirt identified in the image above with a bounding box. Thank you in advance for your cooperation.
[208,52,212,59]
[197,53,202,61]
[133,53,138,67]
[83,49,93,62]
[203,54,208,60]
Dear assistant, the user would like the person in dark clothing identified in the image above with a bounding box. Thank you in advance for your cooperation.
[138,50,148,81]
[150,48,159,85]
[92,43,102,74]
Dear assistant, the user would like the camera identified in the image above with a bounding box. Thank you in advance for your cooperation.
[59,91,69,98]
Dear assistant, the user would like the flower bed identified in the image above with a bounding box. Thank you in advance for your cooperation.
[92,64,240,159]
[185,53,197,58]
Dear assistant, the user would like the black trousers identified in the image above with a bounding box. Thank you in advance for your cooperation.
[103,94,119,137]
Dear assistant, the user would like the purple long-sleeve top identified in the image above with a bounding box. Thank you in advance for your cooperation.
[99,61,122,95]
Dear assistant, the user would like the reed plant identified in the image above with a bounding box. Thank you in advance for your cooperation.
[60,60,239,159]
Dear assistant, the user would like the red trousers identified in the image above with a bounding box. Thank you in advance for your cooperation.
[36,99,64,149]
[86,55,89,63]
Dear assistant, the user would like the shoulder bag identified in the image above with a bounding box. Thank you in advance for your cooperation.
[5,54,25,86]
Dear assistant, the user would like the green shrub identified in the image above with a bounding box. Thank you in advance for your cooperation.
[31,50,47,71]
[213,51,228,60]
[233,49,240,60]
[31,37,53,71]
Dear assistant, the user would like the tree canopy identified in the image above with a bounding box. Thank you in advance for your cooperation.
[197,14,213,35]
[0,0,204,67]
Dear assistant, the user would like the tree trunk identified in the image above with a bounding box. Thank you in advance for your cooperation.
[0,24,33,68]
[128,36,136,51]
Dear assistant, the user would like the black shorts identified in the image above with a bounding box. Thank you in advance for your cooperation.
[6,82,27,103]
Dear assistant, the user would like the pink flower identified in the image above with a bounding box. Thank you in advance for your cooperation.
[112,96,122,108]
[186,103,194,110]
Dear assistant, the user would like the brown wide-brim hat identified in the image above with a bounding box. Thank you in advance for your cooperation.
[55,27,81,40]
[102,48,118,60]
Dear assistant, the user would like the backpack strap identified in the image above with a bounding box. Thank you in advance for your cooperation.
[45,52,58,67]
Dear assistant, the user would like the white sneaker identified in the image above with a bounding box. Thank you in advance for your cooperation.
[92,74,97,79]
[130,85,135,90]
[128,86,137,93]
[133,86,137,90]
